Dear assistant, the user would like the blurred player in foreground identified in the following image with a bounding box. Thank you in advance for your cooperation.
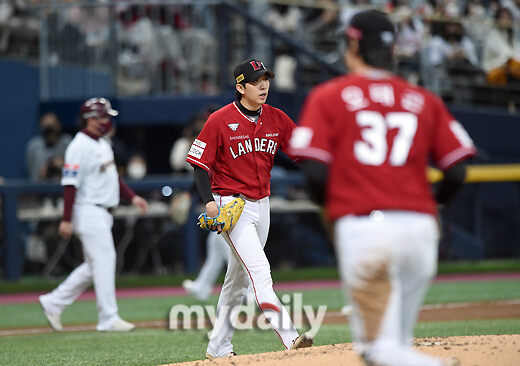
[289,10,475,366]
[39,98,148,332]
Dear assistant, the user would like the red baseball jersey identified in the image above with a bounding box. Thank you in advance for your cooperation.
[186,101,296,199]
[288,73,476,220]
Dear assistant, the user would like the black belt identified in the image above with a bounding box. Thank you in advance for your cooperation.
[232,193,258,202]
[95,204,114,213]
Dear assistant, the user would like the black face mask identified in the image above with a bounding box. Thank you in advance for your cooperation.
[42,127,59,145]
[46,165,62,180]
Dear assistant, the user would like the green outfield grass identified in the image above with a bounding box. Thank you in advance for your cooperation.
[1,279,519,329]
[1,319,519,366]
[1,273,519,366]
[1,259,518,294]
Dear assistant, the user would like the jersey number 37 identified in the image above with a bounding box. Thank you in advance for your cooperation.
[355,111,418,166]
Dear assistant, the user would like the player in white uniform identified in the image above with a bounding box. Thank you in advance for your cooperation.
[182,232,229,301]
[183,232,256,303]
[39,98,148,332]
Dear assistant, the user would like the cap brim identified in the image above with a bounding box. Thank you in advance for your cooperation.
[107,109,118,117]
[246,69,275,83]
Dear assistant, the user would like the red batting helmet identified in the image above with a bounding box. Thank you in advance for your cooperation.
[79,97,118,134]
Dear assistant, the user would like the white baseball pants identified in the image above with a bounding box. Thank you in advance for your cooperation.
[206,194,299,357]
[40,205,120,331]
[335,210,446,366]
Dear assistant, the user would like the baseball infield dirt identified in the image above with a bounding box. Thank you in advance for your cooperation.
[167,299,520,366]
[171,334,520,366]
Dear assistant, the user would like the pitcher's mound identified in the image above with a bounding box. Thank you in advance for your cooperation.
[168,334,520,366]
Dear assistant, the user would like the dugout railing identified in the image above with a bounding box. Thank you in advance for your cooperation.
[1,166,520,281]
[0,174,306,281]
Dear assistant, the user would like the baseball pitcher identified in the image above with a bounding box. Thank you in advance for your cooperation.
[289,10,475,366]
[186,59,313,359]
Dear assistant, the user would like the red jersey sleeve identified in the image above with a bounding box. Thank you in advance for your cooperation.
[277,110,297,154]
[288,88,334,164]
[185,115,219,172]
[430,96,477,170]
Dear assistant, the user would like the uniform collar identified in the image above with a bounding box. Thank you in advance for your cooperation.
[233,101,262,122]
[81,128,100,141]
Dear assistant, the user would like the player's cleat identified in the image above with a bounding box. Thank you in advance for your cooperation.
[104,318,135,332]
[205,351,236,359]
[39,295,63,332]
[43,311,63,332]
[182,279,195,293]
[290,332,314,350]
[182,279,210,302]
[341,304,353,315]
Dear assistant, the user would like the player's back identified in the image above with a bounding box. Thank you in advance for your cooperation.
[296,72,472,219]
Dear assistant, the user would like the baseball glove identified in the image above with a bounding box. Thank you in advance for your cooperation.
[197,197,245,233]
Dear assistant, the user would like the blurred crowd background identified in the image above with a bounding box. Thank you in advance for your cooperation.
[2,0,520,100]
[0,0,519,281]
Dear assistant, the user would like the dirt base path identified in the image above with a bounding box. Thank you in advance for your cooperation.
[2,299,519,336]
[170,334,520,366]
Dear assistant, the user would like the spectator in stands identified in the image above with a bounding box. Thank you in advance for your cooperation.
[65,0,110,49]
[426,19,480,94]
[303,0,341,57]
[266,3,303,36]
[393,5,426,84]
[502,0,520,24]
[339,0,371,27]
[169,106,218,173]
[25,112,72,182]
[126,152,148,180]
[265,3,303,91]
[441,0,462,18]
[429,20,480,69]
[0,0,39,58]
[169,105,219,228]
[117,4,217,96]
[106,126,129,176]
[298,0,342,88]
[463,0,493,51]
[482,6,520,85]
[23,112,70,275]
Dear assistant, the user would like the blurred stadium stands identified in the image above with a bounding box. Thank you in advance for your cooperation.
[0,0,519,280]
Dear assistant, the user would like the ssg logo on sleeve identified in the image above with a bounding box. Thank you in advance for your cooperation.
[188,139,207,159]
[62,164,79,178]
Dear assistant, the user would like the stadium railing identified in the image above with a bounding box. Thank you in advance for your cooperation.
[2,166,520,281]
[0,173,305,281]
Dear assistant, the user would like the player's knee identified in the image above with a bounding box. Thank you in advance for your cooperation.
[104,248,116,264]
[348,254,390,288]
[248,266,273,288]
